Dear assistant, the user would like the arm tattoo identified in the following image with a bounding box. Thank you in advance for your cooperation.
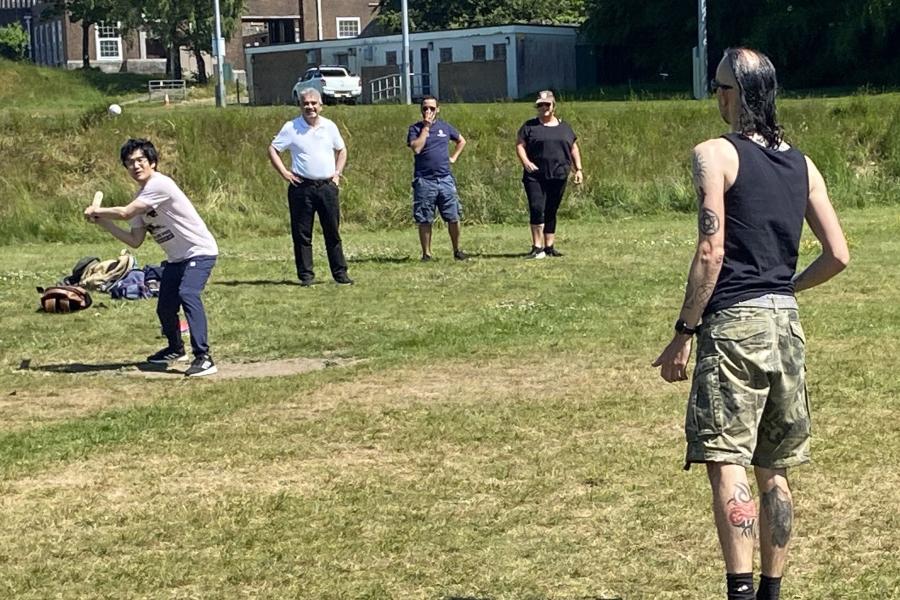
[683,280,716,311]
[699,208,720,235]
[727,482,757,538]
[761,486,793,548]
[692,151,708,208]
[693,151,720,236]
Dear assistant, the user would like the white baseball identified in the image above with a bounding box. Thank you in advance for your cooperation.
[108,103,122,116]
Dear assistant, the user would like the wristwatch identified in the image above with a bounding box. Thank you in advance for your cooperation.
[674,319,698,336]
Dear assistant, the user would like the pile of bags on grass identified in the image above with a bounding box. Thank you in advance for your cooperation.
[38,250,164,313]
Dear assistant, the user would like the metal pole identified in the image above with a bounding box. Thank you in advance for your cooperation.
[400,0,411,104]
[316,0,323,40]
[697,0,708,99]
[23,15,33,62]
[213,0,226,107]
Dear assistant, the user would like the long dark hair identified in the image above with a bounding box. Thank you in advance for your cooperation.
[725,48,783,149]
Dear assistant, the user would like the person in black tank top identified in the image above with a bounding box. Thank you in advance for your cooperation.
[652,48,849,600]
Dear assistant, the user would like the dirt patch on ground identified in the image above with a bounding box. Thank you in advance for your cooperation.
[133,357,359,379]
[18,357,359,380]
[0,386,144,431]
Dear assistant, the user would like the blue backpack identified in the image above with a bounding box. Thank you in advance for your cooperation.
[109,269,152,300]
[142,264,164,297]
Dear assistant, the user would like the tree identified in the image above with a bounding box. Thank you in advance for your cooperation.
[123,0,242,82]
[375,0,585,32]
[49,0,122,68]
[0,23,29,61]
[582,0,900,87]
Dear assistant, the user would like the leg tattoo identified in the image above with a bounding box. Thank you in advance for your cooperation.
[761,486,793,548]
[727,482,758,538]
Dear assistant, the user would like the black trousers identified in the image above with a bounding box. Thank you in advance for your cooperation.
[523,177,568,234]
[287,180,348,282]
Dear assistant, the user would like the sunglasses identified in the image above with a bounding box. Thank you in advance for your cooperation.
[536,102,552,108]
[421,106,437,112]
[710,79,734,93]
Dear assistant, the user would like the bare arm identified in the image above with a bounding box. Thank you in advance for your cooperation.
[571,141,583,184]
[516,140,538,173]
[653,141,727,382]
[268,144,301,185]
[87,199,148,221]
[95,220,147,248]
[678,144,727,327]
[332,146,348,184]
[449,134,466,164]
[793,157,849,292]
[409,123,431,154]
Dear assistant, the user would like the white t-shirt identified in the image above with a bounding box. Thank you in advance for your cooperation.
[129,172,219,262]
[271,115,345,179]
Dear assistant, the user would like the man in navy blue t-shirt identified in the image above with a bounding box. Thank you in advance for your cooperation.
[407,95,468,261]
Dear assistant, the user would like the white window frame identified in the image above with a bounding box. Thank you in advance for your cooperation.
[335,17,360,39]
[95,21,122,61]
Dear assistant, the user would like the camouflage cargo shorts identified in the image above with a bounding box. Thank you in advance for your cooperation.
[685,295,812,469]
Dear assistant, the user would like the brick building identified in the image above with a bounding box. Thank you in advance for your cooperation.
[2,0,378,78]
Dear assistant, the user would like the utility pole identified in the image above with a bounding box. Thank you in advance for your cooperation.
[213,0,226,107]
[697,0,708,99]
[400,0,411,104]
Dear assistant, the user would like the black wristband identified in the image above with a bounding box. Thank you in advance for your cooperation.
[674,319,697,336]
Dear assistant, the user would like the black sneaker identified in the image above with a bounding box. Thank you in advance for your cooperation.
[525,246,546,260]
[420,254,433,262]
[545,246,564,257]
[335,275,354,285]
[299,278,315,287]
[185,354,217,377]
[453,250,469,261]
[147,347,187,364]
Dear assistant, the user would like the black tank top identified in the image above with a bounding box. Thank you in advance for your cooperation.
[704,133,809,315]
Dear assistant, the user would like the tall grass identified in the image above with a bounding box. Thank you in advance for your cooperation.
[2,58,900,243]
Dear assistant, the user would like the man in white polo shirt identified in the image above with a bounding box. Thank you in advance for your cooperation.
[84,138,219,377]
[267,88,352,286]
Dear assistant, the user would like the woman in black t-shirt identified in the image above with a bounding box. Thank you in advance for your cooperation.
[515,90,584,259]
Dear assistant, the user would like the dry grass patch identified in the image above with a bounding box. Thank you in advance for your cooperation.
[0,383,153,432]
[0,352,897,598]
[229,354,671,421]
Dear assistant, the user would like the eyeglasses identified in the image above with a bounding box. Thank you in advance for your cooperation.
[124,156,149,168]
[710,79,734,93]
[536,102,552,108]
[421,106,437,112]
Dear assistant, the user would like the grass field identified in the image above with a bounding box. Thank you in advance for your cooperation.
[0,208,897,599]
[1,58,897,599]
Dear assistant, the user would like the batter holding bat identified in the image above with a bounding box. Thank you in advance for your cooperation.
[84,138,219,377]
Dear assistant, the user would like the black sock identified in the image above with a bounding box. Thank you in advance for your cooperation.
[756,575,782,600]
[726,573,755,600]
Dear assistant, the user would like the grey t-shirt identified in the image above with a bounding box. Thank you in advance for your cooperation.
[129,172,218,262]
